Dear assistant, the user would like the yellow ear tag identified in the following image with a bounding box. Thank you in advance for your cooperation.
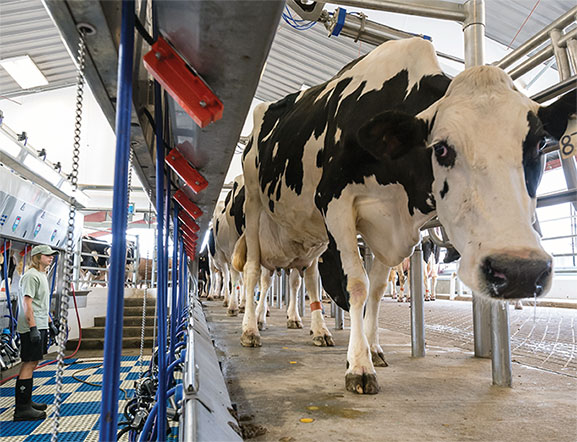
[300,418,314,423]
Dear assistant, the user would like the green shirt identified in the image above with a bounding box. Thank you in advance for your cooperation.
[17,268,50,333]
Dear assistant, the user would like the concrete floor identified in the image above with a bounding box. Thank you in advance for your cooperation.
[204,299,577,442]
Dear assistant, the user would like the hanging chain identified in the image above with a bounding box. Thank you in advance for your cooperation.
[50,31,86,442]
[126,148,134,212]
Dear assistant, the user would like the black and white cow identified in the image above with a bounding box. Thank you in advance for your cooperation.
[212,176,246,316]
[80,236,110,287]
[233,37,575,394]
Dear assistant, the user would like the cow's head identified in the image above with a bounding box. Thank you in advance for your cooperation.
[359,65,576,300]
[427,66,575,299]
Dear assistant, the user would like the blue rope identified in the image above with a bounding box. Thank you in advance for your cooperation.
[282,6,317,31]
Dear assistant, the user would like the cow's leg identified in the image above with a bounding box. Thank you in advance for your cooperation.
[240,188,263,347]
[364,260,389,367]
[306,259,334,346]
[227,268,241,316]
[325,223,377,394]
[286,269,303,329]
[256,270,272,330]
[221,266,230,308]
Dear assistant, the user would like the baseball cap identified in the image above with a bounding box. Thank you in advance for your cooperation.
[31,245,58,256]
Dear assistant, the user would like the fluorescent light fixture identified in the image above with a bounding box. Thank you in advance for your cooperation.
[0,55,48,89]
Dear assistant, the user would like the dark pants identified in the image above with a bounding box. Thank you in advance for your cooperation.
[19,329,48,362]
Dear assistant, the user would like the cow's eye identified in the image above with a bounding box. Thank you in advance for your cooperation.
[433,142,449,157]
[432,141,456,168]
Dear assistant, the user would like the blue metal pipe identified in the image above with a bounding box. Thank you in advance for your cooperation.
[99,1,134,440]
[169,206,179,364]
[152,3,167,438]
[2,240,14,335]
[138,384,181,442]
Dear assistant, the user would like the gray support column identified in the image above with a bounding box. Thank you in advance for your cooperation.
[463,0,485,68]
[491,301,512,387]
[298,278,306,317]
[472,294,492,358]
[567,39,577,74]
[463,0,492,359]
[335,304,344,330]
[410,244,425,358]
[551,29,577,211]
[330,299,336,318]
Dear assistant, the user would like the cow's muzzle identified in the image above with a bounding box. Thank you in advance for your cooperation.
[480,253,552,299]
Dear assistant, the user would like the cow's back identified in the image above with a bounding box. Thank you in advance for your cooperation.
[243,38,449,269]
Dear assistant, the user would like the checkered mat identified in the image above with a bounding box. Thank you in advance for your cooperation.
[0,355,179,441]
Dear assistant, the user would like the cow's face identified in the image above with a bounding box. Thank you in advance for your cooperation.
[424,66,575,300]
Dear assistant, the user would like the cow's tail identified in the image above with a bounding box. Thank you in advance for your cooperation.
[232,233,247,272]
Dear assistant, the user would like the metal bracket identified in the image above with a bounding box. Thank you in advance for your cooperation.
[143,36,223,128]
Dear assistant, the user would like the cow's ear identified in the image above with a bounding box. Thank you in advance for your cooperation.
[357,111,428,160]
[537,89,576,139]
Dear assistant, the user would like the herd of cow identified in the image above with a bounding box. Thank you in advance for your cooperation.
[203,38,575,394]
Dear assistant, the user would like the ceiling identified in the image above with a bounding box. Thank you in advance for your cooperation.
[1,0,575,100]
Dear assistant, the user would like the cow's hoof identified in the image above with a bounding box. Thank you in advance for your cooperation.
[240,331,261,347]
[312,334,335,347]
[345,373,379,395]
[227,309,238,317]
[266,308,270,317]
[431,297,436,301]
[223,299,228,307]
[287,320,303,329]
[425,297,430,302]
[257,321,267,331]
[207,296,215,301]
[371,351,388,367]
[239,306,245,313]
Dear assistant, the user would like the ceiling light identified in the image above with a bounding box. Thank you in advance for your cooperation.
[0,55,48,89]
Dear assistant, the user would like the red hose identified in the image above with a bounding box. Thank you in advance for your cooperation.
[0,284,83,385]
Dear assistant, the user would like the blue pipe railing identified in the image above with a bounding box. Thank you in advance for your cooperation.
[2,239,14,335]
[99,1,134,440]
[169,207,179,364]
[153,2,167,436]
[138,384,182,442]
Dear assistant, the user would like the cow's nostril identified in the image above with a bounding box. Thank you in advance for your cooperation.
[482,257,509,296]
[534,261,552,297]
[481,254,552,299]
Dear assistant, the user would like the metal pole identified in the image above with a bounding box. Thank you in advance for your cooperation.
[331,0,466,21]
[567,39,577,74]
[463,0,492,360]
[472,294,492,357]
[169,207,179,365]
[495,7,577,69]
[490,301,512,387]
[299,278,306,318]
[99,1,134,440]
[551,28,577,211]
[410,244,425,358]
[152,3,167,437]
[463,0,485,68]
[335,304,344,330]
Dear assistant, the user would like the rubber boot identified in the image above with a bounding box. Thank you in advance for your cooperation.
[14,378,46,421]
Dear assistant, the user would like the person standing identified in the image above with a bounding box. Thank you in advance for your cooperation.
[14,244,59,421]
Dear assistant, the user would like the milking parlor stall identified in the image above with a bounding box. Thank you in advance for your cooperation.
[0,0,576,441]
